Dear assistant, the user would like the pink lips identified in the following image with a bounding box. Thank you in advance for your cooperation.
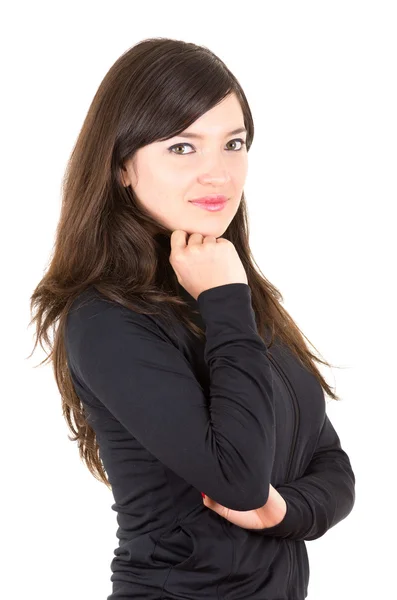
[190,202,226,212]
[189,194,228,204]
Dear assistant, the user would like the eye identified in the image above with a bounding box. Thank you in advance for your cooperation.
[168,138,246,155]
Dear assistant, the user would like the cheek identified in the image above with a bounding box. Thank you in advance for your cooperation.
[234,159,248,179]
[144,192,182,223]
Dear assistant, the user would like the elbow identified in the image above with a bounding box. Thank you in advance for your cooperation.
[217,480,270,512]
[207,438,274,511]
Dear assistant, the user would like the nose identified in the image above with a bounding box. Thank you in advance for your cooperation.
[199,164,231,186]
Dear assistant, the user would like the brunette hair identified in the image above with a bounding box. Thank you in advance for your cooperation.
[28,37,342,489]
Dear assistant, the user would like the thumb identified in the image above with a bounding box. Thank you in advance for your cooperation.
[202,494,219,512]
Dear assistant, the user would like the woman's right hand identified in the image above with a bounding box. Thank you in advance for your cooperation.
[169,230,248,301]
[201,484,287,531]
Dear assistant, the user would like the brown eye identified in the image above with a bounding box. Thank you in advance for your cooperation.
[169,143,192,155]
[168,138,246,155]
[226,139,246,151]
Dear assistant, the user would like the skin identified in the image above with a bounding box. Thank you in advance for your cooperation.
[121,92,287,530]
[121,92,248,238]
[202,484,287,531]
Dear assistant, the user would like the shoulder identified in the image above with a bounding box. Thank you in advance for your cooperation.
[67,285,118,326]
[65,285,173,349]
[64,286,190,390]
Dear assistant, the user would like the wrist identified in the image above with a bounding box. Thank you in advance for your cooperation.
[260,486,287,528]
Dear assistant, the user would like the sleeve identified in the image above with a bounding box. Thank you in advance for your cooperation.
[65,283,276,512]
[249,411,356,541]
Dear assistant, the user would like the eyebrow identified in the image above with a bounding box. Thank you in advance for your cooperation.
[175,127,247,140]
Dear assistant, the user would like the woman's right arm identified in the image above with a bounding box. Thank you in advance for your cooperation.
[65,283,275,512]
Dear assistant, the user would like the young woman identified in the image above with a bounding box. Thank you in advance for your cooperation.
[29,37,355,599]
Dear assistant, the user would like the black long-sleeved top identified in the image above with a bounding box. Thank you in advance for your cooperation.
[65,282,356,599]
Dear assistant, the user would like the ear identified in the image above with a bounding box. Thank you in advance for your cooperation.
[119,166,130,188]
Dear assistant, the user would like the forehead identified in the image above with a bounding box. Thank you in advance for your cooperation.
[178,93,245,137]
[175,126,247,140]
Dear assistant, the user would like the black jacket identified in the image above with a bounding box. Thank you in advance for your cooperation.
[65,282,355,599]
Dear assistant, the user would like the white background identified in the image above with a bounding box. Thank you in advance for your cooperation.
[2,1,396,598]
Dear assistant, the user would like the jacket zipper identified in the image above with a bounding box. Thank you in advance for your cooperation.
[267,350,300,592]
[267,351,300,482]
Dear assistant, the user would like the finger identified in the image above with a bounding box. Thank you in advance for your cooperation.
[170,230,187,249]
[202,495,214,509]
[203,496,228,519]
[188,233,204,246]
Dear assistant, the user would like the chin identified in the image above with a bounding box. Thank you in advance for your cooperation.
[185,225,227,238]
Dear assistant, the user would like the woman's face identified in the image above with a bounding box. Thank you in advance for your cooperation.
[121,93,248,238]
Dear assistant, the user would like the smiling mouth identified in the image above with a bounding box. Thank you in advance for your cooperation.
[188,194,228,204]
[189,200,227,212]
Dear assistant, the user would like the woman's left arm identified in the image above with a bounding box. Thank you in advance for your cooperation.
[248,412,356,541]
[204,412,356,542]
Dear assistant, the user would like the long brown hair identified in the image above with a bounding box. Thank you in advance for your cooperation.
[28,37,342,490]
